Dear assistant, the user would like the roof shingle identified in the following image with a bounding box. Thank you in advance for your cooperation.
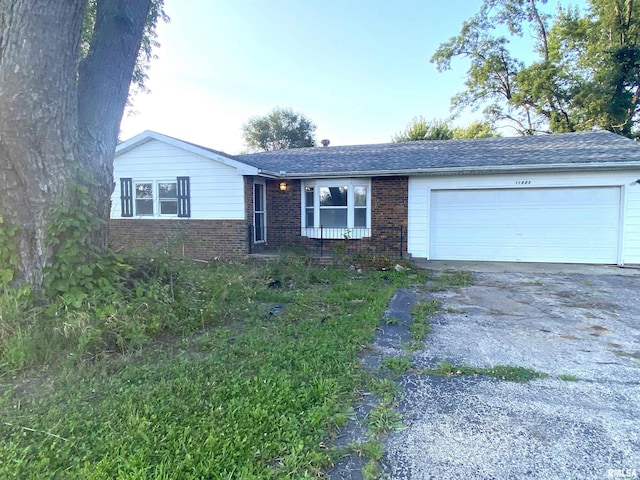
[237,131,640,177]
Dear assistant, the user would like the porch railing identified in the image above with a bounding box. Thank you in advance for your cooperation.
[247,224,405,258]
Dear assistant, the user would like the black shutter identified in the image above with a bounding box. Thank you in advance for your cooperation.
[177,176,191,217]
[120,178,133,217]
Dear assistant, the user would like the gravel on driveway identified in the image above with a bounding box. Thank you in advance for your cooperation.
[384,268,640,480]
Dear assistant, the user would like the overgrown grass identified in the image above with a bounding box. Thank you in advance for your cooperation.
[427,270,473,291]
[380,356,413,377]
[410,299,439,342]
[0,252,422,479]
[417,361,548,382]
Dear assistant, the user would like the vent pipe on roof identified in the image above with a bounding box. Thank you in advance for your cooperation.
[321,139,330,147]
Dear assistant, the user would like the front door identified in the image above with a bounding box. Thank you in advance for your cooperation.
[254,182,266,243]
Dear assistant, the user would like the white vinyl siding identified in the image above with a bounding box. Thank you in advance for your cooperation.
[112,139,245,220]
[409,170,640,265]
[624,184,640,263]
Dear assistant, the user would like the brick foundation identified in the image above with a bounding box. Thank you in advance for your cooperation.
[108,219,248,260]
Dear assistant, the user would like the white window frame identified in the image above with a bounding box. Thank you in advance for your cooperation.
[253,180,267,243]
[133,180,179,218]
[301,178,371,239]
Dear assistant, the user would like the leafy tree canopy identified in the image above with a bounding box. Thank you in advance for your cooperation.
[242,107,317,151]
[431,0,640,137]
[392,117,499,142]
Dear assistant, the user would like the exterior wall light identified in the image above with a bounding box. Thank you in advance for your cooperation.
[279,181,287,192]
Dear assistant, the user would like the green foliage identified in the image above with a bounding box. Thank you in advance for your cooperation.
[419,361,549,382]
[432,0,640,137]
[452,120,500,139]
[242,107,317,151]
[362,459,382,480]
[410,299,439,341]
[357,438,385,461]
[393,117,454,142]
[368,377,403,403]
[427,270,473,291]
[0,215,20,287]
[0,254,420,478]
[367,401,405,435]
[393,117,499,142]
[380,356,413,376]
[559,374,579,381]
[43,183,125,307]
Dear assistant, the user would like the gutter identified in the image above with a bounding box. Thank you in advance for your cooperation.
[271,161,640,179]
[256,168,284,179]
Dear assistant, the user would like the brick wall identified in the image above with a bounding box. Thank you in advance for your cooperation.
[263,176,409,256]
[108,219,248,260]
[266,178,302,247]
[111,176,411,259]
[371,176,408,228]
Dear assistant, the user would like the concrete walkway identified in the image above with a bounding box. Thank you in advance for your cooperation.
[412,259,640,276]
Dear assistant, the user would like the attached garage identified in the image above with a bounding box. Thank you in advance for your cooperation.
[409,167,640,265]
[428,186,621,263]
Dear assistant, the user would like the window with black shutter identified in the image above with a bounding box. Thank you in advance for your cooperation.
[177,176,191,218]
[120,178,133,217]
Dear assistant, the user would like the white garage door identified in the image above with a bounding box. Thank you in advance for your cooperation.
[429,187,621,263]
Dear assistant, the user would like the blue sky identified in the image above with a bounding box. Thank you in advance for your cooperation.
[119,0,579,154]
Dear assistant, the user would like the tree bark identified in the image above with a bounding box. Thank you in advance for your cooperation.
[77,0,152,248]
[0,1,85,288]
[0,0,152,289]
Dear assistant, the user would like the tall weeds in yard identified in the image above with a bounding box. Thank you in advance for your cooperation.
[0,250,422,478]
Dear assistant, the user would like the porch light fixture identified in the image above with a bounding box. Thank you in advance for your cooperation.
[279,181,287,192]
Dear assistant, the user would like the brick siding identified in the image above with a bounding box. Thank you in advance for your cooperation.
[261,176,409,256]
[110,176,409,259]
[108,219,248,260]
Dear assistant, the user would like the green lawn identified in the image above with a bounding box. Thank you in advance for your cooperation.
[0,253,422,479]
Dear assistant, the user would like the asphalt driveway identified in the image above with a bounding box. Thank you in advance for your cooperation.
[383,265,640,479]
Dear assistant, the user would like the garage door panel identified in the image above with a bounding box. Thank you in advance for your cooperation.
[430,187,620,263]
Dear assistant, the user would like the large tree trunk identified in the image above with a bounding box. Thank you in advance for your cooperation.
[0,0,152,290]
[77,0,152,246]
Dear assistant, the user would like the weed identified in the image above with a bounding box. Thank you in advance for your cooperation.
[406,340,425,351]
[444,307,465,314]
[427,270,473,291]
[380,356,413,376]
[615,351,640,360]
[559,374,579,381]
[0,252,420,478]
[418,362,548,382]
[410,299,439,341]
[368,401,405,435]
[363,458,381,480]
[368,377,403,403]
[355,438,385,461]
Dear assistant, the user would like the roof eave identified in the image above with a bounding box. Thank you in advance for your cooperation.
[278,161,640,179]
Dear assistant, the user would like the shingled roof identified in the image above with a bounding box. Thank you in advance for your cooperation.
[238,130,640,178]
